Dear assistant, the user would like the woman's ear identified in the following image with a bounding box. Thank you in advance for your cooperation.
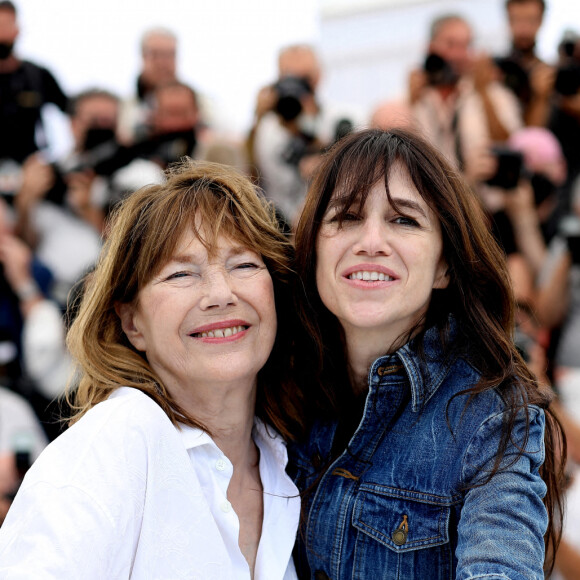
[115,302,146,352]
[433,259,450,290]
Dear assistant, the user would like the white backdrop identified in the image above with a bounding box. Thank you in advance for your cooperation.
[12,0,580,136]
[15,0,320,135]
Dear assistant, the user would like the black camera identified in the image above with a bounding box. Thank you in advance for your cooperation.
[273,76,313,122]
[423,53,459,87]
[494,56,531,103]
[45,129,196,206]
[554,63,580,97]
[485,147,524,190]
[555,32,580,96]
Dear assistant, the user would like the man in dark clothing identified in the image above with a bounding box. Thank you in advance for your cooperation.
[0,1,68,164]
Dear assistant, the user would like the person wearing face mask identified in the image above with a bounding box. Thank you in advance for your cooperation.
[14,89,163,307]
[287,129,565,579]
[0,1,68,169]
[0,160,301,579]
[249,44,363,226]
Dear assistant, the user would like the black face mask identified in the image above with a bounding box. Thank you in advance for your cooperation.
[82,127,116,152]
[530,172,556,206]
[0,42,14,60]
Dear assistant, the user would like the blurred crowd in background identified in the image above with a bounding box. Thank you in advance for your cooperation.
[1,0,580,575]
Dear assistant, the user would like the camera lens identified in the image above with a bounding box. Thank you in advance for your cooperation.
[273,76,312,121]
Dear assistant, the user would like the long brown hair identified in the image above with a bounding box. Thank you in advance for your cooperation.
[66,159,303,440]
[293,128,565,570]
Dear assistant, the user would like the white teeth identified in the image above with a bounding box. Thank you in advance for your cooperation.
[349,271,393,281]
[196,325,244,338]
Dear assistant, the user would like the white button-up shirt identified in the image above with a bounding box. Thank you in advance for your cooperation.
[0,387,300,579]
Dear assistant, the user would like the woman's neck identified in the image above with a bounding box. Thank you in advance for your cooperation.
[164,374,258,465]
[345,331,395,393]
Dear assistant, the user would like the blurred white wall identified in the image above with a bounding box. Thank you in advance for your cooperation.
[15,0,320,135]
[13,0,580,135]
[317,0,580,118]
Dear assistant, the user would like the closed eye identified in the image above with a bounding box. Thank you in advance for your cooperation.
[165,271,194,280]
[235,262,260,270]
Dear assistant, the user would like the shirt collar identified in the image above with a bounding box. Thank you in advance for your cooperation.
[369,318,459,413]
[177,417,288,467]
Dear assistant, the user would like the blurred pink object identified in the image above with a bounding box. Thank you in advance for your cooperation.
[508,127,567,185]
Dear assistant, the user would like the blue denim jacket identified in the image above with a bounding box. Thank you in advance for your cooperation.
[287,324,548,580]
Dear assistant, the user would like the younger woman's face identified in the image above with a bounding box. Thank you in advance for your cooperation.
[315,163,449,351]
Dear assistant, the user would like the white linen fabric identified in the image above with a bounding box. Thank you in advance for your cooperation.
[0,387,300,579]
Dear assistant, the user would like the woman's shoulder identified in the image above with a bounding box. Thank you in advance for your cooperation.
[26,388,177,488]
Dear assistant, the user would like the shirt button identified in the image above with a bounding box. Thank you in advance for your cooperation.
[215,458,227,471]
[220,500,232,513]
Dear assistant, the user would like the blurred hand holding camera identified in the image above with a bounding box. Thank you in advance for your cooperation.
[16,155,54,210]
[472,53,500,94]
[529,62,555,101]
[254,86,277,122]
[463,144,498,184]
[408,68,428,105]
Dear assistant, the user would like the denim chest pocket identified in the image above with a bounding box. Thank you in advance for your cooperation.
[352,486,452,553]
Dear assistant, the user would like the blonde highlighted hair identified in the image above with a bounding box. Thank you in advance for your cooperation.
[66,159,299,436]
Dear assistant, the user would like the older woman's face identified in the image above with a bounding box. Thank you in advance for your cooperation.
[119,225,277,396]
[315,163,448,351]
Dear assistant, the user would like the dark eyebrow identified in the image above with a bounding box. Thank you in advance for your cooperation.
[390,197,428,219]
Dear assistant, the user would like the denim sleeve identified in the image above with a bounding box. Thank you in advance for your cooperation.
[456,405,547,580]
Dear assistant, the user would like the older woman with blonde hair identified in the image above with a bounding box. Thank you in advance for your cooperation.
[0,160,301,579]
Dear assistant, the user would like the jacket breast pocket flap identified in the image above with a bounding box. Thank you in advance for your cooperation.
[352,489,451,553]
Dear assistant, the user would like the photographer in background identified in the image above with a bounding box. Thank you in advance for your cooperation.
[14,89,162,307]
[496,0,554,127]
[249,44,361,224]
[411,14,523,200]
[0,1,68,190]
[536,179,580,373]
[117,28,178,144]
[548,31,580,212]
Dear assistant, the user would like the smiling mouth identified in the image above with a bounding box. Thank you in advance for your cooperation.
[190,325,248,338]
[348,271,394,281]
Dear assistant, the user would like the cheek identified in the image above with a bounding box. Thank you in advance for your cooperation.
[314,236,337,300]
[258,277,278,342]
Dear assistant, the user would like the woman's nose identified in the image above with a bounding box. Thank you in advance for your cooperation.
[199,271,237,310]
[352,217,392,256]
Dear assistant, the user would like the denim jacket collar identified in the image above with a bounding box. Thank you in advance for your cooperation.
[368,319,460,413]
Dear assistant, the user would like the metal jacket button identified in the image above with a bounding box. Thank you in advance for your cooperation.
[392,514,409,545]
[314,571,330,580]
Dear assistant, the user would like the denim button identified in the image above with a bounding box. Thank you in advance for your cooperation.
[392,528,408,545]
[314,571,329,580]
[392,514,409,545]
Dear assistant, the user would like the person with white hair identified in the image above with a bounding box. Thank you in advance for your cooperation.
[117,27,178,143]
